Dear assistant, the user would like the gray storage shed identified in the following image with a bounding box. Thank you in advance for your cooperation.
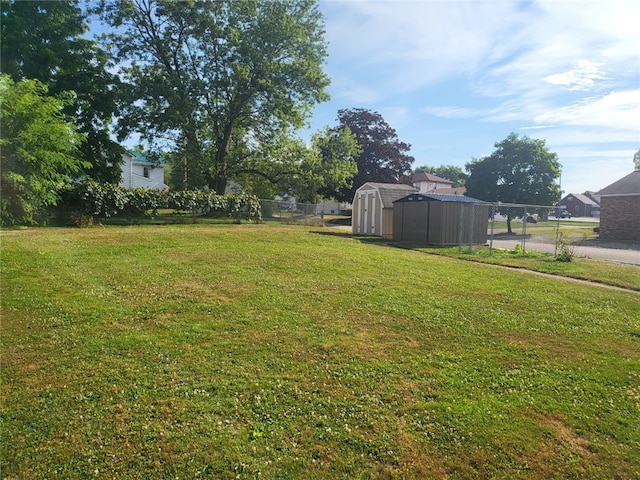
[352,182,417,238]
[392,193,490,245]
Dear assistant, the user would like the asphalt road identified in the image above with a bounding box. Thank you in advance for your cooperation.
[489,238,640,265]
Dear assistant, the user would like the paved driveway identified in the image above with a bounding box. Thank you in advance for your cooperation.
[489,238,640,265]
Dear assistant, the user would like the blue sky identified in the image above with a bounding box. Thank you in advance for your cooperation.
[301,0,640,196]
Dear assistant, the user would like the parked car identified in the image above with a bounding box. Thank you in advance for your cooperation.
[525,215,538,223]
[555,210,571,218]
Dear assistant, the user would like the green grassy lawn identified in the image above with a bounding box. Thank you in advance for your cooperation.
[2,225,639,479]
[408,244,640,291]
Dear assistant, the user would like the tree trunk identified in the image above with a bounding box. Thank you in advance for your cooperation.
[214,175,227,195]
[208,122,234,194]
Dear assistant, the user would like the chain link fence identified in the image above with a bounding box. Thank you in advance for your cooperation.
[258,198,600,257]
[486,203,600,256]
[259,199,351,225]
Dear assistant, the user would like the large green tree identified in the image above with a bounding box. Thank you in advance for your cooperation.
[295,126,360,203]
[1,0,123,183]
[229,126,358,203]
[414,165,467,187]
[98,0,330,194]
[334,108,415,202]
[0,76,87,225]
[465,132,561,233]
[633,148,640,170]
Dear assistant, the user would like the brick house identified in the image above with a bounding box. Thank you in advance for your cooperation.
[558,193,600,217]
[596,171,640,241]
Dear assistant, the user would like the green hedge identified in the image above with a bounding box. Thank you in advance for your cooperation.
[60,182,262,225]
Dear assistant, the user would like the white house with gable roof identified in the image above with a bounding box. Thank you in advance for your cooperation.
[119,150,166,190]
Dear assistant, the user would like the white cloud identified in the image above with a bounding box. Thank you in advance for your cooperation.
[321,0,519,91]
[329,76,380,104]
[471,1,639,99]
[543,60,608,91]
[534,91,640,131]
[421,106,482,119]
[378,105,411,129]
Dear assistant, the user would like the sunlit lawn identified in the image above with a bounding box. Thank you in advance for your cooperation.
[2,225,639,479]
[410,243,640,291]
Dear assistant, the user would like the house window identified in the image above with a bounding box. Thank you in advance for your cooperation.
[143,166,150,178]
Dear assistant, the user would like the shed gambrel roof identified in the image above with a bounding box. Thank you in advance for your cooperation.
[357,182,417,208]
[597,171,640,196]
[394,193,486,204]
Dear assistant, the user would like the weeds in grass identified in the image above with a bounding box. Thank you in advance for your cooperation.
[555,232,577,262]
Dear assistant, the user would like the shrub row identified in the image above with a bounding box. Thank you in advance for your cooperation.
[60,182,262,224]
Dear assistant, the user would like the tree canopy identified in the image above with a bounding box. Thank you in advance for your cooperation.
[0,76,87,226]
[465,132,561,232]
[633,148,640,170]
[333,108,415,202]
[229,126,359,203]
[1,0,123,183]
[297,126,360,203]
[98,0,330,194]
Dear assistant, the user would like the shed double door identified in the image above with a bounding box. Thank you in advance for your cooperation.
[356,190,379,235]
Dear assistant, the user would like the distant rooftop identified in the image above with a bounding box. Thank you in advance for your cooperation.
[412,172,453,184]
[127,150,166,166]
[563,193,599,206]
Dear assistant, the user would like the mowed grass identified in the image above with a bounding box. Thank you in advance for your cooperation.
[409,244,640,291]
[1,225,639,479]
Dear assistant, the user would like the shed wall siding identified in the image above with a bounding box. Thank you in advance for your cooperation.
[393,201,429,242]
[392,199,489,245]
[381,208,394,238]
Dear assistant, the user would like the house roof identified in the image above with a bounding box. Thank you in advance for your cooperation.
[356,182,417,208]
[127,150,166,166]
[562,193,599,206]
[583,191,601,203]
[412,172,453,185]
[597,171,640,196]
[394,193,487,204]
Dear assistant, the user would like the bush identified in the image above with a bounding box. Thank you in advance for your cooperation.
[59,182,262,226]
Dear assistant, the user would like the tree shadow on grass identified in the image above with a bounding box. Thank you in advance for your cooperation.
[309,230,453,252]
